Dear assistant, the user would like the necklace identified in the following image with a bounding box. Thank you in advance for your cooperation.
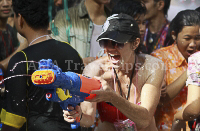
[29,35,50,46]
[113,66,134,100]
[144,20,169,53]
[148,31,155,44]
[113,60,135,100]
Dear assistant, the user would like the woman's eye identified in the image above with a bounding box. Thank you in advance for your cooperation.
[142,21,146,25]
[184,38,190,41]
[195,36,200,40]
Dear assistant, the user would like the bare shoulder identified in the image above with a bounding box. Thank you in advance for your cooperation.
[138,53,164,66]
[136,54,165,87]
[136,53,165,74]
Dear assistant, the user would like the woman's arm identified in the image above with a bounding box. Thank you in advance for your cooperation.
[79,102,97,127]
[159,70,187,105]
[174,85,200,121]
[151,50,187,105]
[174,52,200,121]
[107,84,160,129]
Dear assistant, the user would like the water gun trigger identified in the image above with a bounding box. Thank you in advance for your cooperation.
[56,88,72,101]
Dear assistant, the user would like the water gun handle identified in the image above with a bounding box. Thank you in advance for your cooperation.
[67,104,80,129]
[46,92,81,129]
[71,119,80,129]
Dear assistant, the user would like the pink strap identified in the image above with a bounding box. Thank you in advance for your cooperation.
[112,67,119,121]
[112,56,138,121]
[134,56,138,104]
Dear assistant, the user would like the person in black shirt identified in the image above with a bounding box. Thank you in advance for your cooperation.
[0,0,20,71]
[0,0,19,62]
[1,0,83,131]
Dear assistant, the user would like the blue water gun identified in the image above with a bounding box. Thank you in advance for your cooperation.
[31,59,101,129]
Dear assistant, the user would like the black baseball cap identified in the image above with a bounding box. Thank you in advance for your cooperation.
[96,13,140,43]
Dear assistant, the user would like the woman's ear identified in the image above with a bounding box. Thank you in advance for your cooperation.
[132,38,140,50]
[171,31,176,41]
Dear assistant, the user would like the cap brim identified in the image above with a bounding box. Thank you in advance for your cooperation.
[96,31,132,43]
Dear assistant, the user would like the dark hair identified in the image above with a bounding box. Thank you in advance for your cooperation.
[165,10,200,46]
[112,0,146,19]
[196,7,200,13]
[111,0,146,54]
[154,0,171,16]
[12,0,49,30]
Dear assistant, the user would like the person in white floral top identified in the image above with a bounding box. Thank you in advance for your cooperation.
[173,51,200,131]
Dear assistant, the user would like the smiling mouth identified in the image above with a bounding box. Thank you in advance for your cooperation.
[187,50,195,55]
[108,53,121,64]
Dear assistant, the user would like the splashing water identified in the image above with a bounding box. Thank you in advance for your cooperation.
[10,61,38,72]
[0,60,38,84]
[0,74,32,84]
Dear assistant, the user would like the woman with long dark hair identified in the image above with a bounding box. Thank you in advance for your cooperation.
[151,10,200,131]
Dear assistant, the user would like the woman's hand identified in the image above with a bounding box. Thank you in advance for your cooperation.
[63,105,82,123]
[86,76,115,103]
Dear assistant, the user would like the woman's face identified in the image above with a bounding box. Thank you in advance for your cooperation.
[104,39,139,67]
[176,25,200,60]
[135,15,146,43]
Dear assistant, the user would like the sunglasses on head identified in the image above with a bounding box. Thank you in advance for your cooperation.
[99,40,125,49]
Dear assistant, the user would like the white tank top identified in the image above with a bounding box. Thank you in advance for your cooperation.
[90,23,103,57]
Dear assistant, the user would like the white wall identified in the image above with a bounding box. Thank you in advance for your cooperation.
[167,0,200,21]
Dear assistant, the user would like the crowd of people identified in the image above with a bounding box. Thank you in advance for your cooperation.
[0,0,199,131]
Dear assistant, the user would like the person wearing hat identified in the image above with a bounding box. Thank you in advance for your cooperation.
[63,13,165,131]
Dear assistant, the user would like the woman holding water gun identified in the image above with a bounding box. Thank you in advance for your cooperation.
[63,13,165,131]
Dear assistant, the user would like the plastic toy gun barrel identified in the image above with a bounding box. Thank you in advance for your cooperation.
[31,59,101,129]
